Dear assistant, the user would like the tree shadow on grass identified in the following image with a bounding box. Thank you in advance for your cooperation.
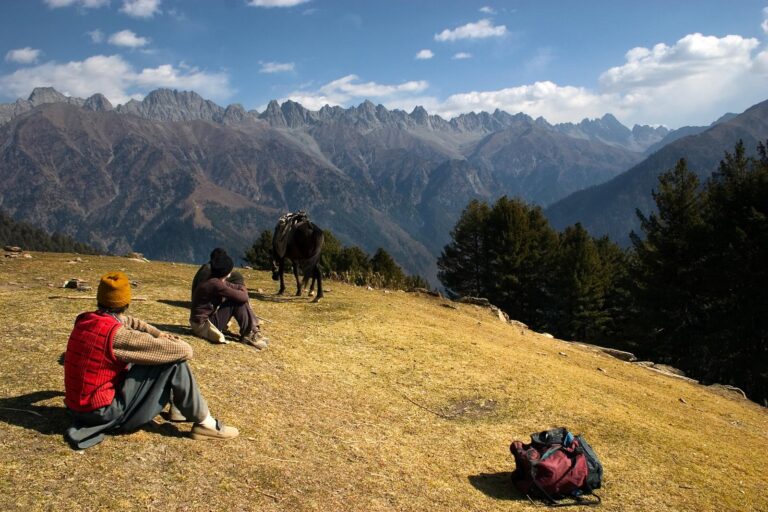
[0,390,69,435]
[157,299,192,309]
[468,472,528,501]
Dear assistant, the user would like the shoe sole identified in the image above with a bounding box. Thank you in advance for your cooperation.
[190,432,238,440]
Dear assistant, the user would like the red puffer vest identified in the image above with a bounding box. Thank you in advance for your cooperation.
[64,312,127,412]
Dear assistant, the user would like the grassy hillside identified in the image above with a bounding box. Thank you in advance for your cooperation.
[0,253,766,512]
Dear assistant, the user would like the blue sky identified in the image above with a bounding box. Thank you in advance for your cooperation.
[1,0,767,127]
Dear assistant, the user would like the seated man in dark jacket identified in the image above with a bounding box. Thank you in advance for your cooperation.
[190,248,224,301]
[64,271,239,449]
[190,251,268,349]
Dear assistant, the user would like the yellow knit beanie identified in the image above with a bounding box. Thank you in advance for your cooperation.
[97,271,131,308]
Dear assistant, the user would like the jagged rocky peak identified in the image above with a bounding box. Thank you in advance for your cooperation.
[631,123,669,140]
[280,100,314,128]
[259,99,286,126]
[116,88,225,122]
[451,110,512,132]
[83,93,113,112]
[492,108,519,126]
[317,104,344,121]
[409,105,430,126]
[222,103,247,124]
[358,99,377,114]
[580,113,631,136]
[28,87,68,106]
[533,116,551,128]
[144,88,205,106]
[350,100,381,127]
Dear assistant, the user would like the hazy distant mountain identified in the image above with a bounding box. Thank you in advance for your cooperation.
[545,100,768,245]
[554,113,670,153]
[0,87,684,282]
[642,112,738,155]
[465,118,642,205]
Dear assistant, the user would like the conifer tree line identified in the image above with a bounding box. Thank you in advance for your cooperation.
[0,210,101,255]
[245,229,429,291]
[438,140,768,405]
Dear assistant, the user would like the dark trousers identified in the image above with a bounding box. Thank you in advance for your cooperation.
[210,300,258,336]
[65,361,209,449]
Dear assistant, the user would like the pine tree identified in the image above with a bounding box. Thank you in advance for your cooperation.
[630,158,707,359]
[698,141,768,403]
[319,230,343,273]
[485,196,558,327]
[0,210,101,254]
[338,246,371,274]
[437,199,491,297]
[549,224,608,341]
[371,248,405,288]
[244,229,274,270]
[593,236,634,346]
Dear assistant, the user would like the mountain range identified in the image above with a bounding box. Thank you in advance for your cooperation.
[545,100,768,244]
[1,86,761,283]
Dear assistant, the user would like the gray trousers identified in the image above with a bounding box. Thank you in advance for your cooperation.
[210,299,258,336]
[65,361,209,449]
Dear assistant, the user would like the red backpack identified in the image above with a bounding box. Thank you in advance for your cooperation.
[510,427,602,506]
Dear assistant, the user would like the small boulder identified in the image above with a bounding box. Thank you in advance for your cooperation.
[598,347,637,362]
[458,296,491,306]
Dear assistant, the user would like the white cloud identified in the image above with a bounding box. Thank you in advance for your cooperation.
[280,74,428,110]
[452,52,472,60]
[87,29,105,43]
[0,54,232,105]
[600,33,758,92]
[435,19,507,42]
[247,0,310,7]
[415,49,434,60]
[433,32,768,126]
[259,61,295,73]
[524,47,553,74]
[762,7,768,35]
[437,81,610,122]
[44,0,109,8]
[108,29,150,48]
[277,29,768,128]
[120,0,161,18]
[5,47,42,65]
[479,6,495,14]
[594,32,766,125]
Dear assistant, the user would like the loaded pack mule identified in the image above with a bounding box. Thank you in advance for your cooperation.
[272,212,324,302]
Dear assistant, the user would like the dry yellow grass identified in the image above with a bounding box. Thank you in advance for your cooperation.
[0,252,766,512]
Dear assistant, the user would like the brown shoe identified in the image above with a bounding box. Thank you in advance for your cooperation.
[161,406,188,422]
[190,420,239,440]
[240,330,269,350]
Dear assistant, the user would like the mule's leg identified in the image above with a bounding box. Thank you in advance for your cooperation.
[277,260,286,295]
[300,272,312,297]
[308,276,316,297]
[293,262,303,296]
[312,266,323,302]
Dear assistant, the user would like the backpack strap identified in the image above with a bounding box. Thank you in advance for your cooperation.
[528,483,602,508]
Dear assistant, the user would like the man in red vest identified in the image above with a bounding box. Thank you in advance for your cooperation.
[64,271,238,449]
